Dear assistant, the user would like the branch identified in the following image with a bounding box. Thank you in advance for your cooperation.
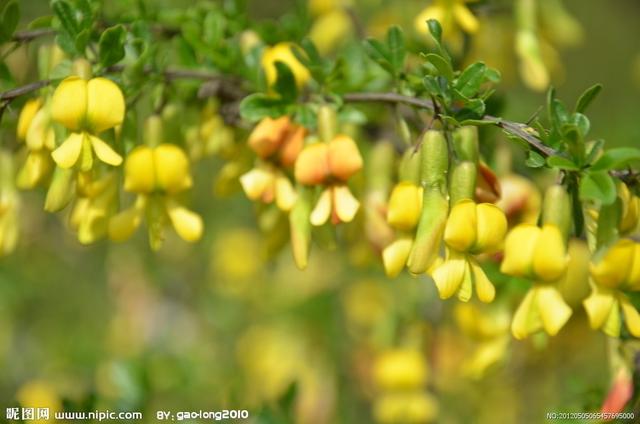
[343,91,556,156]
[343,91,639,185]
[0,80,51,102]
[11,28,57,42]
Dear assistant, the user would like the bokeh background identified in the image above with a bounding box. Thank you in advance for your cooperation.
[1,0,640,422]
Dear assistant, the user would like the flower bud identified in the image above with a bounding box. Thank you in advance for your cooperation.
[419,130,449,190]
[318,104,338,143]
[449,161,477,205]
[144,115,163,147]
[542,185,572,240]
[452,126,479,162]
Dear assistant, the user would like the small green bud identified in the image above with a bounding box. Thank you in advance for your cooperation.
[318,105,337,143]
[449,161,477,205]
[542,185,572,240]
[452,126,479,163]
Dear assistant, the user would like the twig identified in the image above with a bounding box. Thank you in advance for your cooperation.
[343,91,639,184]
[11,28,57,42]
[0,80,51,101]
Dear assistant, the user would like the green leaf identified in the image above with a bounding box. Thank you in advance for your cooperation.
[580,171,617,205]
[591,147,640,171]
[239,94,289,122]
[425,53,453,80]
[585,139,604,165]
[364,38,393,75]
[75,28,91,54]
[525,150,546,168]
[387,26,405,75]
[0,0,19,42]
[546,155,580,170]
[98,25,126,67]
[427,19,442,43]
[28,15,53,29]
[484,68,501,84]
[575,83,602,113]
[455,62,486,98]
[273,61,298,102]
[52,0,79,37]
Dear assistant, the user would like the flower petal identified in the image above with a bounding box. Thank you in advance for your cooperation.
[382,237,413,278]
[387,182,423,231]
[474,203,507,253]
[511,289,541,339]
[470,260,495,303]
[535,285,572,336]
[500,224,539,278]
[275,174,296,211]
[532,224,568,281]
[51,132,84,168]
[86,77,125,132]
[590,239,635,289]
[310,188,332,226]
[239,168,273,201]
[51,76,87,131]
[17,98,42,140]
[124,146,155,193]
[620,296,640,337]
[154,144,193,194]
[108,205,143,241]
[89,135,123,166]
[453,3,479,33]
[432,253,467,300]
[294,143,330,185]
[583,286,617,331]
[327,135,363,181]
[444,199,477,252]
[333,184,360,223]
[166,201,203,242]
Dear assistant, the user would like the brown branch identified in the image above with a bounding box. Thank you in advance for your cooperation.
[344,92,556,157]
[0,80,51,101]
[343,91,639,184]
[11,28,57,42]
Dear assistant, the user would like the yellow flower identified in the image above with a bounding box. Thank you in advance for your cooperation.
[454,303,511,379]
[373,391,438,424]
[443,200,506,255]
[510,283,572,339]
[373,348,428,391]
[70,172,118,244]
[309,9,353,55]
[109,144,202,249]
[583,286,640,338]
[431,200,507,303]
[414,0,479,38]
[17,98,42,140]
[16,380,62,424]
[501,224,572,339]
[584,239,640,338]
[16,98,56,188]
[310,183,359,226]
[619,183,639,235]
[261,42,310,88]
[239,164,296,211]
[500,224,569,282]
[590,239,640,290]
[295,135,363,226]
[50,76,125,170]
